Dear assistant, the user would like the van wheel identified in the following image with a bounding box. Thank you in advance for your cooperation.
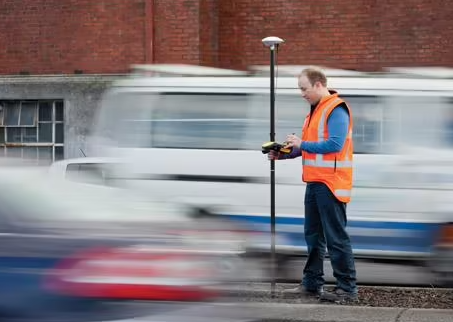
[427,222,453,287]
[189,206,214,218]
[427,247,453,287]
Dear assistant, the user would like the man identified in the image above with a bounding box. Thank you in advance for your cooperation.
[268,67,358,303]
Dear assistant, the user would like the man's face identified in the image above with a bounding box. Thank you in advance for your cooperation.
[298,75,322,105]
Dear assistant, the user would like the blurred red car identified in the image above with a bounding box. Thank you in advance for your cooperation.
[0,167,253,322]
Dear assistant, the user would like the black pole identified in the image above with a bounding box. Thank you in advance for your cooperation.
[269,44,276,298]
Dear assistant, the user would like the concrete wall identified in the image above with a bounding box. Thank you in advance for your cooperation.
[0,75,122,159]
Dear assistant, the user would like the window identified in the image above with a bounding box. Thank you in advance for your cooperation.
[151,93,249,149]
[394,96,449,150]
[94,92,250,150]
[345,95,405,154]
[94,92,158,148]
[249,94,397,154]
[65,163,106,185]
[246,94,310,149]
[443,98,453,148]
[0,100,64,163]
[343,96,384,154]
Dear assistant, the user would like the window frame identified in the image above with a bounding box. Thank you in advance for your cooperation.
[0,99,65,163]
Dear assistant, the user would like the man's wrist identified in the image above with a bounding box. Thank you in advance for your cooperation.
[299,142,305,151]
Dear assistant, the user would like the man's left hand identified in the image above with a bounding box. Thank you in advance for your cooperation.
[285,134,302,148]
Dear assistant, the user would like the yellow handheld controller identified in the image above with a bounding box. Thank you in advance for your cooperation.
[261,141,292,154]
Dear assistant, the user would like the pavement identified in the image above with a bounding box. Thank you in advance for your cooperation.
[108,283,453,322]
[234,302,453,322]
[111,301,453,322]
[222,283,453,322]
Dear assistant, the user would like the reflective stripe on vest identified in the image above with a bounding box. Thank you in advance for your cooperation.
[335,189,351,197]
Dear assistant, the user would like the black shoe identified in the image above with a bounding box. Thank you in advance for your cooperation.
[282,285,324,297]
[319,287,358,304]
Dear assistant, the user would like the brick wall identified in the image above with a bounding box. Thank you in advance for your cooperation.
[0,0,451,74]
[217,0,453,71]
[0,0,147,74]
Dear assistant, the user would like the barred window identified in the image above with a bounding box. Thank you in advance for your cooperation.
[0,100,64,164]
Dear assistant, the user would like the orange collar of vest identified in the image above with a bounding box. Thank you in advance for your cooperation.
[313,90,339,110]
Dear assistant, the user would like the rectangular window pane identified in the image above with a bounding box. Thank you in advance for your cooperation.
[38,123,52,142]
[343,96,383,154]
[55,101,64,121]
[4,102,20,126]
[396,96,446,149]
[6,147,22,158]
[6,127,21,143]
[38,101,52,121]
[38,146,53,164]
[445,100,453,147]
[152,93,249,149]
[55,123,64,143]
[0,105,4,126]
[247,94,310,149]
[20,101,37,126]
[23,127,38,143]
[55,146,64,161]
[22,146,38,160]
[0,129,4,144]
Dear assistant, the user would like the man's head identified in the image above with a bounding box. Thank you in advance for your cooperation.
[298,67,330,105]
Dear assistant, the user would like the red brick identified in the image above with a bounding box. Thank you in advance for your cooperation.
[0,0,451,74]
[0,0,147,74]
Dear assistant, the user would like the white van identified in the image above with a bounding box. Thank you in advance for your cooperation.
[53,65,453,284]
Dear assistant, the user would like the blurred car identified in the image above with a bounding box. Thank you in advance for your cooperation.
[0,166,256,322]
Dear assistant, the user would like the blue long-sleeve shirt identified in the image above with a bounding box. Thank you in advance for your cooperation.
[281,105,349,159]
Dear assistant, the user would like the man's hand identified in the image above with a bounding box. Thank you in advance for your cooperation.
[285,134,302,149]
[267,150,279,160]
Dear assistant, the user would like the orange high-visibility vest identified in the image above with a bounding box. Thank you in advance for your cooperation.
[301,92,354,203]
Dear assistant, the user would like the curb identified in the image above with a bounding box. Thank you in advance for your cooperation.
[213,283,453,322]
[233,302,453,322]
[220,282,453,292]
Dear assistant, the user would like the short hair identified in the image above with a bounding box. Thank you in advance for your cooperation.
[299,67,327,87]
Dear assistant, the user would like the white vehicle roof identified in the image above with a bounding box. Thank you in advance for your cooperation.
[130,64,248,77]
[110,74,453,96]
[118,64,453,95]
[249,65,368,77]
[384,67,453,78]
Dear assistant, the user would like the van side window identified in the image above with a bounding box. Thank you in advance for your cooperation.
[444,100,453,147]
[94,92,157,148]
[344,96,387,154]
[65,163,106,185]
[151,93,249,149]
[395,95,449,150]
[246,94,310,149]
[249,94,392,154]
